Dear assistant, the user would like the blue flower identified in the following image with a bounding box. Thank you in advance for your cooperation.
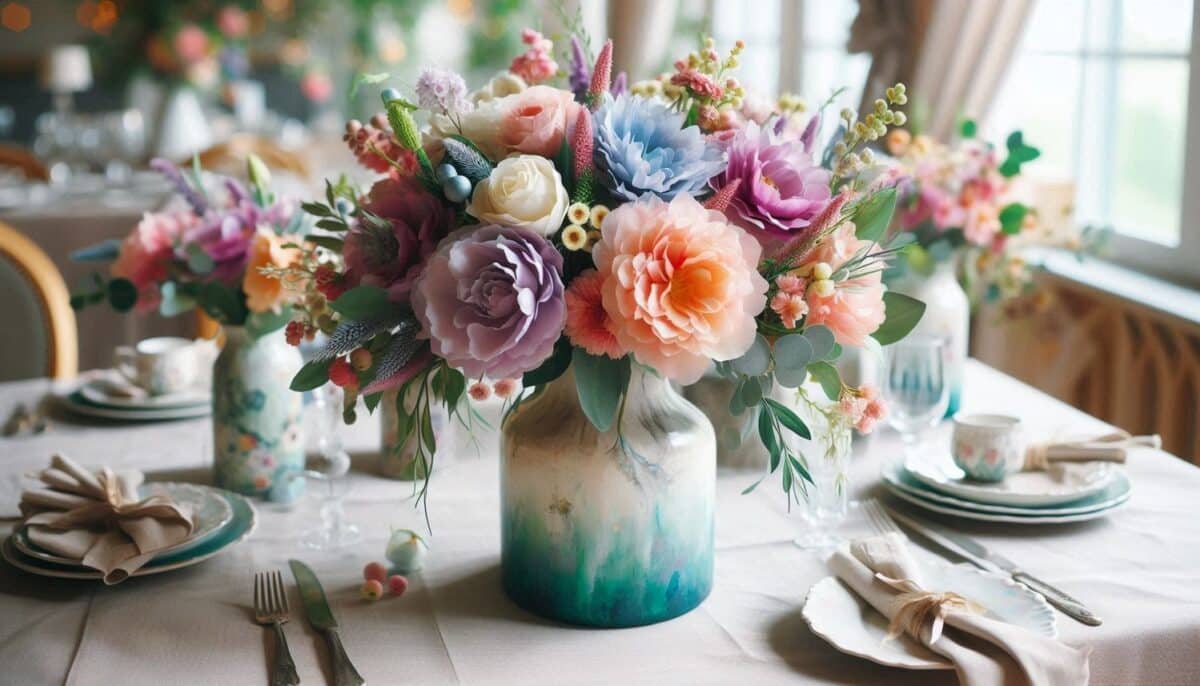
[593,95,726,202]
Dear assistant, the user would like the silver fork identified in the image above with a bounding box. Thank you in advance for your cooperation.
[862,499,905,538]
[254,570,301,686]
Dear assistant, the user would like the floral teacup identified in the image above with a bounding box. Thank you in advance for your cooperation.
[951,414,1025,482]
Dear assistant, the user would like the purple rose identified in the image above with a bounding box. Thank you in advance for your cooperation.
[710,120,832,241]
[343,177,454,304]
[412,225,565,379]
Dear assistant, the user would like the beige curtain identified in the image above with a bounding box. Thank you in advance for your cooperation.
[849,0,932,119]
[910,0,1034,139]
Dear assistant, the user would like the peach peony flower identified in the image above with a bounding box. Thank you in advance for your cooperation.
[592,194,768,384]
[498,85,581,158]
[801,224,886,347]
[564,269,624,359]
[112,211,195,312]
[243,229,301,313]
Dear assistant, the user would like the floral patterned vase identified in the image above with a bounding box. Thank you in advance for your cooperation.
[500,367,716,627]
[891,260,970,417]
[379,385,448,480]
[212,326,305,502]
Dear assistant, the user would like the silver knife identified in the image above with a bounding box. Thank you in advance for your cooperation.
[289,560,366,685]
[885,507,1103,627]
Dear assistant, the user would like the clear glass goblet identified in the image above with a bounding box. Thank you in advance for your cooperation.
[883,334,951,459]
[300,383,362,550]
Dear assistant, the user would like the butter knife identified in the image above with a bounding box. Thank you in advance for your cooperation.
[288,560,366,686]
[885,507,1103,627]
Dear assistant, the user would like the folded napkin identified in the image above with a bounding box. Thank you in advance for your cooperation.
[19,455,194,584]
[1023,430,1161,471]
[828,534,1090,686]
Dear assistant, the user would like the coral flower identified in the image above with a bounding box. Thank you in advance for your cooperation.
[801,224,886,347]
[111,210,196,312]
[592,194,767,384]
[564,269,623,359]
[243,229,301,313]
[498,86,581,158]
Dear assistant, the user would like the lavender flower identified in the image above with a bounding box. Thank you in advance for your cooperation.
[611,71,627,97]
[568,35,591,102]
[150,158,206,215]
[415,67,471,116]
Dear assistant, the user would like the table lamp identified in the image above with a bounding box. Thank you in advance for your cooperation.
[40,45,93,115]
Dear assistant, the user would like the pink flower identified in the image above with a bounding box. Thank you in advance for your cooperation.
[777,274,806,295]
[111,211,195,312]
[670,69,724,100]
[770,292,809,329]
[963,202,1001,246]
[592,194,768,384]
[216,6,250,39]
[468,382,492,402]
[300,71,333,104]
[509,29,557,85]
[173,25,210,64]
[564,269,624,359]
[801,225,886,347]
[492,378,520,399]
[498,86,581,158]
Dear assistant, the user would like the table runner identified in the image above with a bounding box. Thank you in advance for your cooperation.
[1,362,1199,685]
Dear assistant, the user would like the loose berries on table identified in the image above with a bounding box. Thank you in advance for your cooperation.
[361,579,384,600]
[387,575,409,597]
[363,561,387,582]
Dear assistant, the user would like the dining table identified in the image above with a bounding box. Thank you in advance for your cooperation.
[1,359,1198,686]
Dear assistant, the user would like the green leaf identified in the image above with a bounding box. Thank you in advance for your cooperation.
[420,406,436,454]
[351,71,390,97]
[291,358,333,391]
[185,244,215,274]
[998,202,1029,235]
[199,282,248,325]
[106,278,138,312]
[364,392,383,414]
[304,234,345,252]
[758,408,780,472]
[158,282,196,317]
[764,398,811,439]
[807,361,842,400]
[731,334,770,376]
[851,187,897,242]
[728,379,747,416]
[872,292,927,345]
[788,454,813,485]
[246,307,292,338]
[523,337,572,387]
[684,104,700,128]
[741,475,766,495]
[441,367,467,408]
[301,201,332,217]
[774,334,813,371]
[315,218,349,232]
[329,285,391,321]
[782,459,793,493]
[803,325,836,361]
[959,119,977,138]
[999,130,1040,177]
[740,375,763,407]
[572,349,630,433]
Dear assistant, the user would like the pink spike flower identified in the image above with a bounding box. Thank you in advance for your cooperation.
[589,40,613,108]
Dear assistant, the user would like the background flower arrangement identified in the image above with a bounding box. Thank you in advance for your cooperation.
[279,30,926,509]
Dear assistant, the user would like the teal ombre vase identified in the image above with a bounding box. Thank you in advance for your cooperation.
[500,366,716,627]
[212,326,306,503]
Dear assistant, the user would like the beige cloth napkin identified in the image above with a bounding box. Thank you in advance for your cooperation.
[1023,430,1161,471]
[828,534,1090,686]
[18,454,194,584]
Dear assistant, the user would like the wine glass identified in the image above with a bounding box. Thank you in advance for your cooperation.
[299,383,362,550]
[883,334,951,458]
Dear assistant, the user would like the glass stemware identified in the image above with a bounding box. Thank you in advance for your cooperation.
[883,334,951,458]
[299,383,361,550]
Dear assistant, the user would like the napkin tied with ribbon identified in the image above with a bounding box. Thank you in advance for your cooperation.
[828,534,1090,686]
[19,455,194,584]
[1023,430,1161,471]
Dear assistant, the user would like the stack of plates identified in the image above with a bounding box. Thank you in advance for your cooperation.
[59,375,211,421]
[3,483,256,580]
[882,456,1131,524]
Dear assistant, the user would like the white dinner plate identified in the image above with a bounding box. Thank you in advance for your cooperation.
[905,455,1116,507]
[884,481,1128,524]
[78,378,209,410]
[882,462,1132,517]
[59,390,210,421]
[3,490,256,581]
[13,483,233,566]
[804,560,1057,670]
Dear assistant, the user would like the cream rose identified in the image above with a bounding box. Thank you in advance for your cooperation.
[467,155,568,236]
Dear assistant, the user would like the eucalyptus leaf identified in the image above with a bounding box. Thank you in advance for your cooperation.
[803,325,836,360]
[728,379,747,416]
[731,334,771,376]
[740,375,763,407]
[572,350,630,432]
[872,292,927,345]
[774,334,813,371]
[185,243,215,274]
[807,361,842,400]
[106,278,138,312]
[775,364,808,389]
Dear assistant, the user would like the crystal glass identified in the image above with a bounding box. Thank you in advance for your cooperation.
[299,384,361,549]
[883,334,951,457]
[779,385,855,550]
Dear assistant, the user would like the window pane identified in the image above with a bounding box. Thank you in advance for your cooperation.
[1120,0,1193,54]
[802,0,858,47]
[801,50,870,112]
[738,43,781,97]
[988,55,1081,180]
[713,0,780,40]
[1110,58,1189,244]
[1022,0,1087,52]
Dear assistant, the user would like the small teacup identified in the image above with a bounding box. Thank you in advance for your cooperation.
[114,337,201,396]
[951,414,1025,482]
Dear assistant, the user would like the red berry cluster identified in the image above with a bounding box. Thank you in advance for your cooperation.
[284,320,305,346]
[328,357,358,389]
[343,114,417,178]
[314,264,346,301]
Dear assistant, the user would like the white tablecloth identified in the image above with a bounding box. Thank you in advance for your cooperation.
[1,361,1198,685]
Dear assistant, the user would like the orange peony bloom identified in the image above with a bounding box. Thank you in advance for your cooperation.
[242,229,301,313]
[592,194,767,384]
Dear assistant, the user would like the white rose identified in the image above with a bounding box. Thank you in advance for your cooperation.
[467,155,569,237]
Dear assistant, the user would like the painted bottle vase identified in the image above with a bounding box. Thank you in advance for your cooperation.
[500,366,716,627]
[212,326,306,502]
[891,260,969,416]
[685,372,767,469]
[379,383,448,480]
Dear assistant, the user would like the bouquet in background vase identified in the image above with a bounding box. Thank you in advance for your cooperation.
[71,156,311,502]
[276,31,924,626]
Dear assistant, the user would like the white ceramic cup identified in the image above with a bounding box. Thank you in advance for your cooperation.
[951,414,1025,482]
[114,337,200,396]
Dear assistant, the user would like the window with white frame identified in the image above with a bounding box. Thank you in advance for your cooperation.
[989,0,1196,255]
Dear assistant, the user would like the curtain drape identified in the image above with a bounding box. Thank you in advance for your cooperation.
[909,0,1034,139]
[606,0,679,78]
[848,0,931,120]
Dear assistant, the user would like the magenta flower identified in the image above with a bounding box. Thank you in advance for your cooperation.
[710,120,832,241]
[343,177,454,304]
[412,225,565,380]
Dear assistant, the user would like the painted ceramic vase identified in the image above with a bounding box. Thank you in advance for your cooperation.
[891,260,969,417]
[685,373,767,469]
[379,384,448,480]
[500,366,716,627]
[212,327,305,502]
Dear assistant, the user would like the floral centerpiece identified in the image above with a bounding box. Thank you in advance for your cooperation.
[72,157,310,502]
[278,31,924,626]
